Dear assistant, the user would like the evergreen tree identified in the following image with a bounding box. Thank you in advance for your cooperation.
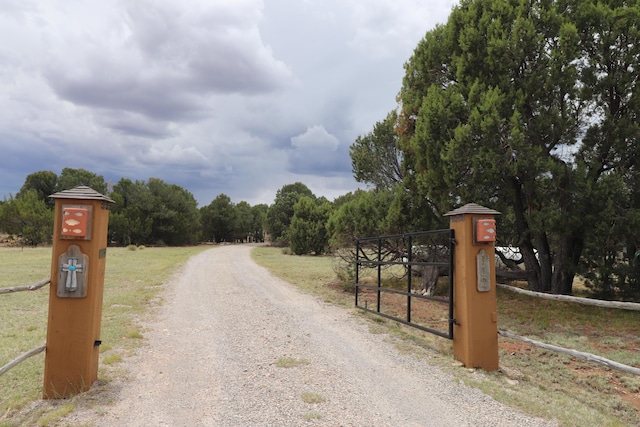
[0,190,53,246]
[397,0,640,295]
[289,196,332,255]
[201,194,236,243]
[266,182,314,244]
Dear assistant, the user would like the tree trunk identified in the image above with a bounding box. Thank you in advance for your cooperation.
[522,243,542,292]
[510,177,544,292]
[534,232,552,293]
[551,233,584,295]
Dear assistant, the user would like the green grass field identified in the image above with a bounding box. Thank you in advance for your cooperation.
[1,245,639,426]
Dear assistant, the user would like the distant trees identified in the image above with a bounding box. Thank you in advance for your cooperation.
[266,182,314,245]
[0,168,105,247]
[0,168,280,249]
[0,190,53,246]
[199,196,268,244]
[1,169,336,252]
[109,179,154,246]
[201,194,236,243]
[17,171,57,207]
[146,178,200,246]
[235,201,253,242]
[1,170,202,247]
[1,167,346,255]
[250,204,268,243]
[109,178,200,246]
[289,196,332,255]
[55,168,108,194]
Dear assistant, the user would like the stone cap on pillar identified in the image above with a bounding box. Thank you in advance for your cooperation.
[443,203,501,217]
[49,186,115,204]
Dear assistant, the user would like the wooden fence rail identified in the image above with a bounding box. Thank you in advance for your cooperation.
[0,278,50,377]
[0,277,50,295]
[497,283,640,376]
[497,283,640,311]
[0,344,47,378]
[498,330,640,376]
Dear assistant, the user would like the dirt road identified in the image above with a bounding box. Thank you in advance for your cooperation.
[67,245,556,426]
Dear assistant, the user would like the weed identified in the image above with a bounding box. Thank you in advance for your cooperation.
[37,403,75,426]
[341,282,356,293]
[620,375,640,393]
[301,392,325,404]
[126,330,144,339]
[303,411,323,421]
[101,354,122,365]
[275,357,310,368]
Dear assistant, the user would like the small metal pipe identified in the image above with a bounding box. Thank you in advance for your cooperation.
[407,235,412,323]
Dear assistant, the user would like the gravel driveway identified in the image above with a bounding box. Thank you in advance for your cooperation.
[68,245,557,426]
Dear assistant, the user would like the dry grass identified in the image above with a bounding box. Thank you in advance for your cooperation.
[253,246,640,427]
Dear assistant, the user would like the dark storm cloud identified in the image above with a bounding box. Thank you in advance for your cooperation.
[0,0,459,206]
[45,0,293,125]
[99,111,178,139]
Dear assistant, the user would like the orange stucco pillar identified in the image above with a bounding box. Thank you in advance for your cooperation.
[43,186,114,398]
[445,203,500,371]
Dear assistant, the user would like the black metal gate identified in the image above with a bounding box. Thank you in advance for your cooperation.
[355,230,455,339]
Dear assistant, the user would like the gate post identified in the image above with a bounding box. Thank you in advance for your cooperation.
[445,203,500,371]
[43,186,114,398]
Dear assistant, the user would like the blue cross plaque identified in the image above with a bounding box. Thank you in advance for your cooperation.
[57,245,89,298]
[61,258,84,292]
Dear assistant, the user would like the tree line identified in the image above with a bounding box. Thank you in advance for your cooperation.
[0,168,364,258]
[0,166,421,264]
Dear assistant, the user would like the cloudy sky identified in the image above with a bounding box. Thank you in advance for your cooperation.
[0,0,458,207]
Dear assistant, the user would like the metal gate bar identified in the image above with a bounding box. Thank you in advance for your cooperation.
[355,229,455,339]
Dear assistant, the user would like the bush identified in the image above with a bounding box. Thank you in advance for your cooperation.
[331,247,356,292]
